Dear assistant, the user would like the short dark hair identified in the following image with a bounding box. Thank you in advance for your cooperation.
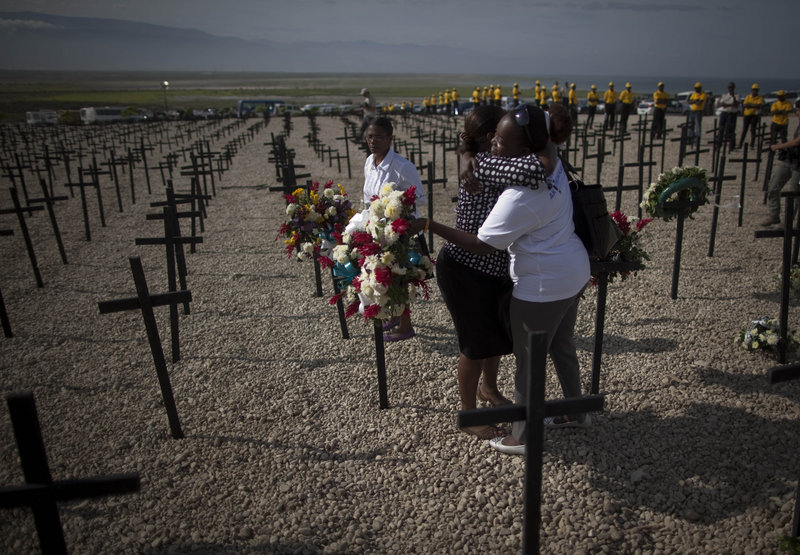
[460,105,506,154]
[367,116,393,136]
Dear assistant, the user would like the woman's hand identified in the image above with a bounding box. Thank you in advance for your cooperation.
[460,153,482,194]
[408,218,427,235]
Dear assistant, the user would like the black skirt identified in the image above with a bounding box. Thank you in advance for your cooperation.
[436,248,513,359]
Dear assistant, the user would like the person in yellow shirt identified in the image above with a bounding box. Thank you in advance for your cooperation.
[652,81,669,140]
[603,82,618,131]
[482,86,490,106]
[443,89,452,115]
[619,82,635,134]
[688,82,707,144]
[586,84,600,129]
[471,86,480,107]
[538,82,548,108]
[771,91,792,144]
[551,82,561,105]
[451,88,459,115]
[568,83,578,125]
[512,82,520,108]
[739,83,763,149]
[534,80,543,107]
[493,84,502,107]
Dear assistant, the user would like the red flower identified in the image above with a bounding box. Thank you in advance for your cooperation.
[324,179,334,188]
[402,186,417,205]
[351,231,373,246]
[329,293,342,306]
[374,266,393,287]
[357,242,382,257]
[345,302,360,318]
[636,217,653,231]
[363,304,381,319]
[351,276,361,291]
[609,211,630,234]
[391,218,409,235]
[318,256,334,269]
[283,193,296,204]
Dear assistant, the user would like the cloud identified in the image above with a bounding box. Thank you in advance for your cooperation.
[0,17,59,30]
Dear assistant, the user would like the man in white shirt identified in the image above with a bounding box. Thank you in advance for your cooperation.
[717,82,740,151]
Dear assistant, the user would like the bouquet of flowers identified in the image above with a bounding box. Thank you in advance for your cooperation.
[641,166,710,221]
[737,316,799,354]
[276,180,355,261]
[328,182,434,321]
[591,210,652,285]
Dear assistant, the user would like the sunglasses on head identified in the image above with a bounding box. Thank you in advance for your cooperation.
[513,105,536,148]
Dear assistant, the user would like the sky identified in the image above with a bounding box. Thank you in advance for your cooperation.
[0,0,795,78]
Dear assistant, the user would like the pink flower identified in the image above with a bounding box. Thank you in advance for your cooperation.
[636,217,653,231]
[610,211,630,234]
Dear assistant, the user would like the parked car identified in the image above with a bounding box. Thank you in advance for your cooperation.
[637,98,688,116]
[577,99,605,114]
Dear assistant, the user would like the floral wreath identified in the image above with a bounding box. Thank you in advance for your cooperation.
[591,210,652,285]
[737,316,800,355]
[327,182,434,322]
[641,166,710,222]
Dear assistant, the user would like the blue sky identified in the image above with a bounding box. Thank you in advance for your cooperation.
[0,0,794,78]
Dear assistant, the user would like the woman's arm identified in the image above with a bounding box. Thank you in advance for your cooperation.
[408,218,497,255]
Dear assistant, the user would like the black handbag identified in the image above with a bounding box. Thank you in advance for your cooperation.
[561,155,621,259]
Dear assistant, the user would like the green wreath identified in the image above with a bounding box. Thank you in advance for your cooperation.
[641,166,710,221]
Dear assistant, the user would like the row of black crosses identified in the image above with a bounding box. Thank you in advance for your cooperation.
[0,117,268,553]
[0,117,264,337]
[277,110,799,549]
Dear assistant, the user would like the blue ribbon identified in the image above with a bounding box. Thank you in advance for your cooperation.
[408,250,421,266]
[333,261,359,286]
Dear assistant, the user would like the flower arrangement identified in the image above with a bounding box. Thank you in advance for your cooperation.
[328,182,434,322]
[737,316,799,354]
[591,210,652,285]
[776,264,800,297]
[641,166,710,221]
[276,180,355,261]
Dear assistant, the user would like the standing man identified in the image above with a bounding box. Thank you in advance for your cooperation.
[538,81,548,108]
[603,82,618,131]
[568,83,578,127]
[652,81,669,140]
[512,82,520,107]
[717,82,740,150]
[739,83,764,149]
[471,86,480,107]
[771,90,792,144]
[618,82,635,134]
[551,81,561,106]
[534,80,542,107]
[451,87,459,115]
[493,84,502,107]
[358,87,377,142]
[688,82,707,146]
[586,85,599,130]
[761,99,800,227]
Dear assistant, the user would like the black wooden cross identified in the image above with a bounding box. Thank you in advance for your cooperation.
[97,256,190,439]
[754,191,800,364]
[422,162,447,251]
[78,159,108,228]
[63,171,101,241]
[335,125,353,178]
[28,177,69,264]
[136,205,202,361]
[0,228,14,337]
[0,392,140,554]
[707,152,738,257]
[458,329,605,553]
[104,149,128,213]
[150,182,208,248]
[139,137,155,194]
[606,144,656,216]
[1,187,44,287]
[727,143,761,226]
[3,152,33,209]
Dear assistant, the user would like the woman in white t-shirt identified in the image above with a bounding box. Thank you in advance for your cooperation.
[410,104,590,455]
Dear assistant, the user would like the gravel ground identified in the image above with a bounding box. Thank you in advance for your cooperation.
[1,112,799,554]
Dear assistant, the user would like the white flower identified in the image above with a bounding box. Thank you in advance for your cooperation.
[323,188,335,199]
[333,245,351,264]
[380,182,397,197]
[286,204,297,216]
[381,252,395,266]
[301,242,314,254]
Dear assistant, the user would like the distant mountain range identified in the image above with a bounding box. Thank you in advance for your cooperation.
[0,11,527,73]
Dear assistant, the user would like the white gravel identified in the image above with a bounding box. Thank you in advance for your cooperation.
[1,113,799,554]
